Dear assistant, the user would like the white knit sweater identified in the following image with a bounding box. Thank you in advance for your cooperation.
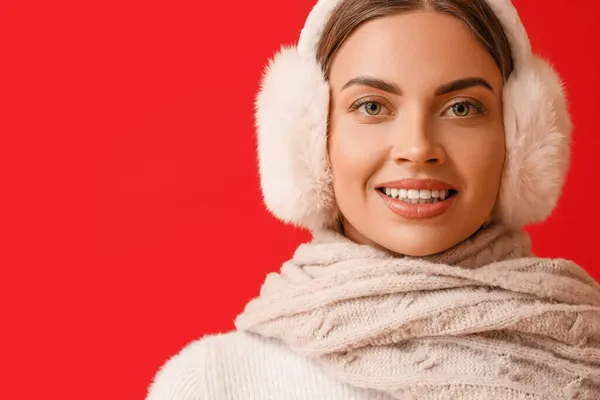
[145,331,394,400]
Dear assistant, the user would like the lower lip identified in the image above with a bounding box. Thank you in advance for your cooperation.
[376,190,456,219]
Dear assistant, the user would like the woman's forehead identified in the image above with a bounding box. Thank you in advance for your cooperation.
[329,11,503,93]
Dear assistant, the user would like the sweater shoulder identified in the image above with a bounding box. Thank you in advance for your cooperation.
[145,332,228,400]
[144,331,282,400]
[145,331,393,400]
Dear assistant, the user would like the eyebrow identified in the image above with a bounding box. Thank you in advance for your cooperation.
[341,76,495,95]
[341,76,402,95]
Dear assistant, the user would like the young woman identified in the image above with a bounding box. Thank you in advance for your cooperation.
[146,0,600,398]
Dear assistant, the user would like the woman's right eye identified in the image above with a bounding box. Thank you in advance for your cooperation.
[351,99,389,116]
[361,101,383,115]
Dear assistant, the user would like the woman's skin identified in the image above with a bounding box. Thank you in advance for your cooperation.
[327,11,506,256]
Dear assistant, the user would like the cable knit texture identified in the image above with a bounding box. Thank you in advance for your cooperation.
[235,223,600,399]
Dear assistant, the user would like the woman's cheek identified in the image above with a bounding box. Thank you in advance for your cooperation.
[462,129,505,189]
[332,118,375,157]
[330,121,387,190]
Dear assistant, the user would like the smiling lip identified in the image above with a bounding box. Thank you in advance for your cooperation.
[376,178,458,219]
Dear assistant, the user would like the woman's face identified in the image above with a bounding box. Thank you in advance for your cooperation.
[328,11,506,256]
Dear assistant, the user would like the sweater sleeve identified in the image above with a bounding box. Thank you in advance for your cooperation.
[145,336,222,400]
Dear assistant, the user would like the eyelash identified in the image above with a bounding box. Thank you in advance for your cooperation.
[349,97,487,116]
[445,99,487,116]
[349,97,389,113]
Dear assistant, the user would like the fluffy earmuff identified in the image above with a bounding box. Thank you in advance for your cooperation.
[254,0,571,231]
[255,46,334,231]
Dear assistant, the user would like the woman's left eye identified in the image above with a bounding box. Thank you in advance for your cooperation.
[444,101,485,117]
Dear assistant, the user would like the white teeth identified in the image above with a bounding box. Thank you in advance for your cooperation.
[408,190,420,199]
[381,188,453,202]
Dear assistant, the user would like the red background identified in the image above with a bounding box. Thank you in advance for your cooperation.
[2,1,598,399]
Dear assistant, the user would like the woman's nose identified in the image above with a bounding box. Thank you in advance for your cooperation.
[390,111,447,166]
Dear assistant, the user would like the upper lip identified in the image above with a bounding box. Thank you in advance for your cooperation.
[376,179,457,191]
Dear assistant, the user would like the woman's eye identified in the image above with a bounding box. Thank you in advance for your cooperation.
[445,101,484,117]
[356,101,386,116]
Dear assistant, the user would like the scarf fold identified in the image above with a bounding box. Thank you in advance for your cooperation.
[235,224,600,399]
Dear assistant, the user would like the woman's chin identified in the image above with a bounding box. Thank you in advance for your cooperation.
[369,225,464,257]
[341,207,485,256]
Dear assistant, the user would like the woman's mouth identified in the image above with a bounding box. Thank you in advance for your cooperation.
[377,187,458,204]
[375,180,459,219]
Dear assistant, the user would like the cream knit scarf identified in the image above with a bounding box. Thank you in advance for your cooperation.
[235,223,600,399]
